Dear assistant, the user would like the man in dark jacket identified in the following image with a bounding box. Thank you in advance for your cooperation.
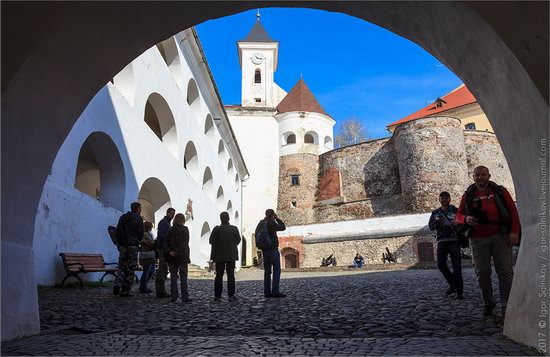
[113,202,144,297]
[164,213,191,303]
[428,191,463,299]
[209,211,241,301]
[255,209,286,298]
[155,207,175,298]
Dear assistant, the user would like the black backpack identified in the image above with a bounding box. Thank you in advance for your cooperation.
[255,220,273,250]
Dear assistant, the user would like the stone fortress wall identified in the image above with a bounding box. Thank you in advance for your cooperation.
[276,116,515,268]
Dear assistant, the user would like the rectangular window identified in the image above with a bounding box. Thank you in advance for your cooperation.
[254,98,261,103]
[291,175,300,186]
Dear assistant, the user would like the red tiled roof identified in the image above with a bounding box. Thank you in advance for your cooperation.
[277,78,331,117]
[387,85,477,128]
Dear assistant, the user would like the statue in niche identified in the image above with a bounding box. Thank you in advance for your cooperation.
[185,199,194,221]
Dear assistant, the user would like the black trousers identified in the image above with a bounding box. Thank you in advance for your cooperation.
[214,261,236,298]
[437,240,463,293]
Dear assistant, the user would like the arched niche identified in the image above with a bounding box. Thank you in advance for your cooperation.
[226,200,233,215]
[204,114,215,137]
[227,158,233,172]
[218,140,225,158]
[304,131,319,145]
[144,93,178,158]
[324,136,333,149]
[283,132,296,145]
[187,78,200,110]
[138,177,172,225]
[183,141,199,182]
[74,132,125,211]
[199,221,211,257]
[202,167,214,197]
[216,186,225,211]
[156,37,184,90]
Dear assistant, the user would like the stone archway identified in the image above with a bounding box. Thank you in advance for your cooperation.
[1,2,547,346]
[281,247,300,269]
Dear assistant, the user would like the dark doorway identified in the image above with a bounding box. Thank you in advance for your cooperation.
[284,254,297,269]
[417,242,435,262]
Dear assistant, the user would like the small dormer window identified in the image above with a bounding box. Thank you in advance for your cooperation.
[465,123,476,130]
[255,69,261,84]
[434,98,447,108]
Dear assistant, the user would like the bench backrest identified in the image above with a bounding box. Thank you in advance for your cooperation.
[59,253,106,272]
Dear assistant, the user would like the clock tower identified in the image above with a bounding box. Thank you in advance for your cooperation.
[237,11,279,107]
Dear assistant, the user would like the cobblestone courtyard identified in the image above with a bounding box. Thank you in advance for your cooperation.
[2,268,541,356]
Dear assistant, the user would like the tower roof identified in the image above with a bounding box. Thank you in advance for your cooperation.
[239,19,276,43]
[277,78,331,117]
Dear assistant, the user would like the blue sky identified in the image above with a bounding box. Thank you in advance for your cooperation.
[196,8,462,139]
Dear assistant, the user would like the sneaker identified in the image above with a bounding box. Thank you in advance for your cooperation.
[483,304,496,316]
[156,292,171,298]
[445,286,456,295]
[139,288,153,294]
[213,297,222,302]
[113,285,121,295]
[228,296,237,302]
[455,292,464,300]
[264,293,272,298]
[181,298,193,303]
[271,293,286,298]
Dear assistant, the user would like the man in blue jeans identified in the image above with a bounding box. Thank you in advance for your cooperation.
[256,209,286,298]
[429,191,464,300]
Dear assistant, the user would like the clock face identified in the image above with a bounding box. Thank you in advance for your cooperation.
[251,52,264,65]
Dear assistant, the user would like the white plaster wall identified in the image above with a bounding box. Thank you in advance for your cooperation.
[33,33,243,285]
[277,111,335,156]
[228,112,279,255]
[282,213,431,243]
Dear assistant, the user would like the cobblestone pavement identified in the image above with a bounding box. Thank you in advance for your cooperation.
[2,268,542,356]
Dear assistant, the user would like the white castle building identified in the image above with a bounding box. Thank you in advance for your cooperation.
[33,28,249,285]
[226,16,336,264]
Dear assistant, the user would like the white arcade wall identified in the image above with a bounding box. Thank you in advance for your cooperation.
[33,30,245,286]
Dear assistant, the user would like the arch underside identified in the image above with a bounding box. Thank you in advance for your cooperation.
[1,1,547,347]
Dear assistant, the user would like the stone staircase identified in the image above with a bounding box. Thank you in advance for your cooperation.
[187,264,213,279]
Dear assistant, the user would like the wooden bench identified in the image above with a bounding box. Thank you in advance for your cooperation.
[59,253,118,289]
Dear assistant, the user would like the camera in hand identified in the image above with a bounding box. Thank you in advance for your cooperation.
[470,206,489,224]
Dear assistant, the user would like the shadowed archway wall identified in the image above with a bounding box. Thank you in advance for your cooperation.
[1,1,548,347]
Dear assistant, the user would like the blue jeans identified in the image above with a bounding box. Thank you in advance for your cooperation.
[139,263,156,291]
[263,249,281,295]
[436,240,463,293]
[354,260,363,268]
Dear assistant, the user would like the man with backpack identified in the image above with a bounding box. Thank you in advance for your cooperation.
[457,166,520,317]
[113,202,144,297]
[255,209,286,298]
[429,191,464,300]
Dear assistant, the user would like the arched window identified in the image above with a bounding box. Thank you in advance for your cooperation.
[138,177,172,225]
[205,114,214,135]
[283,132,296,145]
[74,132,125,211]
[254,69,261,84]
[187,78,200,107]
[156,38,184,90]
[144,93,178,157]
[218,140,225,157]
[202,167,214,197]
[304,131,319,144]
[465,122,476,130]
[183,141,199,181]
[227,158,233,172]
[324,136,333,148]
[216,186,225,211]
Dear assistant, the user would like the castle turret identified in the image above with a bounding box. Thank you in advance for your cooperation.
[276,78,335,156]
[394,116,469,212]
